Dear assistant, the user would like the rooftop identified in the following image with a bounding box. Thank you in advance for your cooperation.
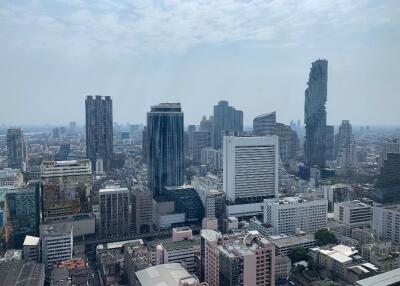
[23,235,40,246]
[150,103,182,112]
[40,224,72,237]
[356,267,400,286]
[135,263,198,286]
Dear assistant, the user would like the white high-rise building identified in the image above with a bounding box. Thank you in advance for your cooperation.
[223,136,279,203]
[264,197,328,235]
[372,204,400,245]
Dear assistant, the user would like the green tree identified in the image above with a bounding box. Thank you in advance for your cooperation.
[315,228,337,246]
[289,246,308,263]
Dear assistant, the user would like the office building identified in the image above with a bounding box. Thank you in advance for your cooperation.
[201,229,275,286]
[99,185,130,237]
[164,185,204,223]
[374,153,400,203]
[147,103,184,198]
[131,186,153,235]
[192,130,212,164]
[85,95,113,171]
[276,123,297,163]
[334,200,372,228]
[304,59,328,167]
[187,124,196,157]
[7,128,26,169]
[264,197,328,235]
[200,115,213,131]
[372,204,400,245]
[41,160,92,220]
[0,168,23,187]
[323,184,351,212]
[223,136,279,203]
[212,101,243,149]
[193,177,225,222]
[253,112,276,136]
[40,224,73,271]
[23,235,40,262]
[325,125,335,161]
[4,185,40,248]
[201,147,222,171]
[336,120,357,168]
[149,239,197,274]
[379,138,400,168]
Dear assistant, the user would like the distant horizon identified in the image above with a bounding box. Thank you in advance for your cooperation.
[1,1,399,126]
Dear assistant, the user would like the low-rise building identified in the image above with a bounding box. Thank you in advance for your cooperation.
[133,263,201,286]
[269,233,318,256]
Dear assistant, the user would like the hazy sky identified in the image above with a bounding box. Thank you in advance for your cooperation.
[0,0,399,127]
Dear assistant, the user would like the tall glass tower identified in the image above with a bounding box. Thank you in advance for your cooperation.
[304,59,328,167]
[85,95,113,171]
[212,100,243,150]
[147,103,184,198]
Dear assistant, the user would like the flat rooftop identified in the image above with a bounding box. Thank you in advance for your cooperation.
[23,235,40,246]
[356,267,400,286]
[135,263,197,286]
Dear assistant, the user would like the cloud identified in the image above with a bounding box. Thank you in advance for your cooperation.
[0,0,398,57]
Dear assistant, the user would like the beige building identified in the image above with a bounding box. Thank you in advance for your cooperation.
[201,229,276,286]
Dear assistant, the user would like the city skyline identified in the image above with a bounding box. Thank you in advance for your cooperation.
[1,1,400,126]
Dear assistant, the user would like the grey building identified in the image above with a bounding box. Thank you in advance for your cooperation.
[187,124,196,157]
[374,153,400,203]
[192,130,212,164]
[147,103,184,198]
[7,128,26,169]
[212,101,243,150]
[326,125,335,161]
[336,120,352,158]
[85,95,113,171]
[253,111,276,136]
[131,186,153,235]
[99,185,130,238]
[304,59,328,167]
[200,115,213,131]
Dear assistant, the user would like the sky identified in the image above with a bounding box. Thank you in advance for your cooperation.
[0,0,399,127]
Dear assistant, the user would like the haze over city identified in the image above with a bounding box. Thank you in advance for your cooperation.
[1,0,400,126]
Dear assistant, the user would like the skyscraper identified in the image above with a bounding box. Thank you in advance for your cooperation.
[336,120,356,168]
[85,95,113,171]
[325,125,335,161]
[99,185,130,237]
[304,59,328,167]
[200,115,213,131]
[374,153,400,203]
[212,101,243,149]
[223,136,279,203]
[192,130,212,164]
[7,128,26,169]
[253,112,276,136]
[147,103,184,198]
